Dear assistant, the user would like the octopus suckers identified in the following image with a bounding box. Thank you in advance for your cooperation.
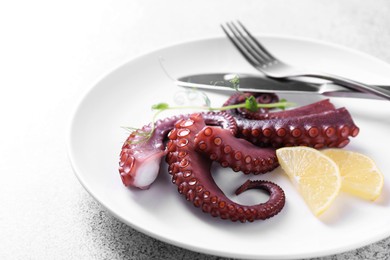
[213,137,222,146]
[291,128,302,137]
[245,156,252,164]
[178,138,189,147]
[188,178,197,186]
[251,129,261,137]
[325,126,336,137]
[223,145,232,154]
[218,201,226,209]
[221,161,229,167]
[234,151,242,160]
[178,128,190,137]
[193,197,202,207]
[339,126,350,137]
[183,170,192,178]
[178,182,188,194]
[196,185,204,193]
[308,127,319,137]
[186,190,195,201]
[210,153,218,160]
[242,129,251,137]
[179,159,190,168]
[180,119,194,127]
[168,129,177,140]
[276,128,286,137]
[178,150,188,158]
[120,94,359,223]
[263,128,272,137]
[197,141,207,151]
[166,140,176,152]
[203,127,213,136]
[352,127,360,137]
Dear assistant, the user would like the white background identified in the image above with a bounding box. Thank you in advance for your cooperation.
[1,0,390,259]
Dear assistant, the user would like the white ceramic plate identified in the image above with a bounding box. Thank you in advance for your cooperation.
[68,36,390,259]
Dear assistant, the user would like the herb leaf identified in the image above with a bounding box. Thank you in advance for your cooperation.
[245,95,258,112]
[229,74,240,91]
[152,102,170,110]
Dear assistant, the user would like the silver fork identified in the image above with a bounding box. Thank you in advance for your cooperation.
[221,21,390,100]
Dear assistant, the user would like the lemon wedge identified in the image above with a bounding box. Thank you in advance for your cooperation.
[276,146,341,216]
[322,149,384,201]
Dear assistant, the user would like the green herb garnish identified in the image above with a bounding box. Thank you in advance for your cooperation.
[150,98,294,113]
[124,75,295,144]
[229,74,240,91]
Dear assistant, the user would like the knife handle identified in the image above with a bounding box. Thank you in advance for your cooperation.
[290,73,390,100]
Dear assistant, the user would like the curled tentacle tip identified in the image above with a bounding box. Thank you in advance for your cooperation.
[235,179,252,195]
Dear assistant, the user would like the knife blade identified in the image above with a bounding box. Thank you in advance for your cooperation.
[175,73,389,99]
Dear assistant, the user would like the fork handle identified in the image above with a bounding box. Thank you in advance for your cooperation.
[289,73,390,100]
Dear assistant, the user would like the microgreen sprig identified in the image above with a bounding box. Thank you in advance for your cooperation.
[123,74,295,145]
[229,74,240,91]
[151,98,294,113]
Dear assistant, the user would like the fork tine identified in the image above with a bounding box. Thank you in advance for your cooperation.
[236,21,277,61]
[228,21,272,63]
[221,23,261,68]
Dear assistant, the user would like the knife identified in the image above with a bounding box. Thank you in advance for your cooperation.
[175,73,390,99]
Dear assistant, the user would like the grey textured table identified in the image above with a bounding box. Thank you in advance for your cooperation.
[1,0,390,259]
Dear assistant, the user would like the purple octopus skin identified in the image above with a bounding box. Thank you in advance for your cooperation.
[194,125,278,175]
[119,114,184,189]
[165,113,285,222]
[119,112,238,189]
[224,92,336,120]
[224,93,360,148]
[118,92,360,222]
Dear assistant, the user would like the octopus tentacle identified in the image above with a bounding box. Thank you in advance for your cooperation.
[194,126,278,174]
[166,113,285,222]
[119,112,238,189]
[119,114,185,189]
[224,92,336,120]
[223,92,359,148]
[119,92,360,223]
[235,180,285,220]
[237,107,359,148]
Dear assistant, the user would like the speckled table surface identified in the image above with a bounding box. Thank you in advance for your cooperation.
[1,0,390,259]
